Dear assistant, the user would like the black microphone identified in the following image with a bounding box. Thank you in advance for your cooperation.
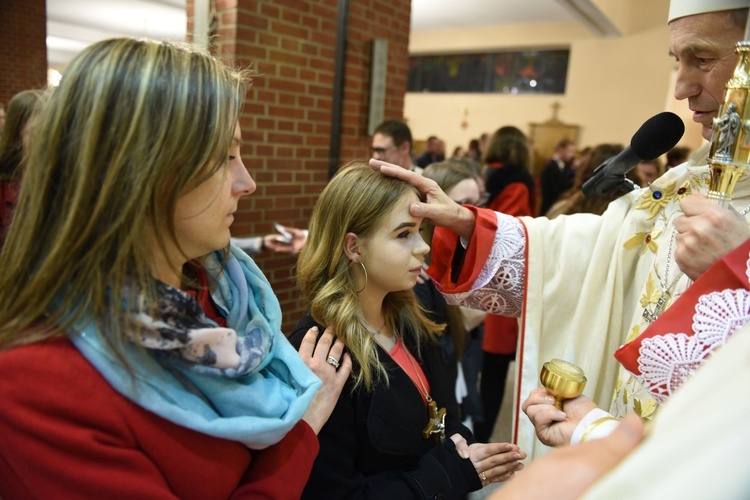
[582,112,685,197]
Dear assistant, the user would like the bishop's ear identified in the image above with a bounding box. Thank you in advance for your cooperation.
[344,232,361,262]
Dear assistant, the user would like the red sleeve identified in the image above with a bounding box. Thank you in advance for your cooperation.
[233,420,320,499]
[487,183,533,217]
[428,206,499,293]
[0,339,180,498]
[0,338,318,499]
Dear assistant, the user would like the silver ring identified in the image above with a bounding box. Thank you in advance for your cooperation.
[480,471,487,482]
[326,356,340,369]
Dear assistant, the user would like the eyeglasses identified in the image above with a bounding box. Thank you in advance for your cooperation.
[454,192,490,208]
[477,192,490,207]
[370,145,395,155]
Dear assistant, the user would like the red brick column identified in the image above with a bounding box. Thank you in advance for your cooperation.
[0,0,48,107]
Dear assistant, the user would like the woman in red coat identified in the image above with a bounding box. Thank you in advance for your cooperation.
[473,126,535,442]
[0,37,350,498]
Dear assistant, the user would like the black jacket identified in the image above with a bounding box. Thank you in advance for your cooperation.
[288,313,482,499]
[540,158,573,215]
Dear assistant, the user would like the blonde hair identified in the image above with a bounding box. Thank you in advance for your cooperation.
[296,162,443,392]
[0,38,250,356]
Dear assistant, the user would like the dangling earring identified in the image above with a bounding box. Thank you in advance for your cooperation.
[355,261,368,293]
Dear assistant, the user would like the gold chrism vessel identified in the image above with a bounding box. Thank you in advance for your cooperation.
[540,359,587,410]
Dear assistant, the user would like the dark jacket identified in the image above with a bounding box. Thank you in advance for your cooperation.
[540,158,573,215]
[289,313,482,499]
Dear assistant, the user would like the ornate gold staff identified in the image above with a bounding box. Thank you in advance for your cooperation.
[707,38,750,206]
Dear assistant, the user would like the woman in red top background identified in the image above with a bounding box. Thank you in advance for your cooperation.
[0,37,350,498]
[473,126,535,442]
[0,89,41,248]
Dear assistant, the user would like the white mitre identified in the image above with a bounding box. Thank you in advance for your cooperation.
[669,0,749,22]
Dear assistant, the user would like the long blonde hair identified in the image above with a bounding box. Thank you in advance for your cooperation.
[0,38,250,358]
[296,163,443,392]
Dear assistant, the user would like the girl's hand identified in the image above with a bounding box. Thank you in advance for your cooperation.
[468,441,526,485]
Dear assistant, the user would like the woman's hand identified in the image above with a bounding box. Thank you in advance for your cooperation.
[369,158,477,240]
[522,387,597,447]
[298,326,352,434]
[468,441,526,486]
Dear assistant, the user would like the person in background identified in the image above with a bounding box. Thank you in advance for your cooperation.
[665,146,691,170]
[371,118,422,173]
[473,125,535,443]
[467,138,481,162]
[231,225,308,255]
[0,37,350,497]
[540,138,577,216]
[635,158,664,187]
[545,143,638,218]
[415,135,446,169]
[290,163,524,498]
[452,145,467,158]
[0,89,42,247]
[479,132,490,159]
[422,160,489,432]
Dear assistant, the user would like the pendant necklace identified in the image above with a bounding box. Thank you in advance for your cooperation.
[643,228,686,324]
[363,319,446,443]
[362,321,396,350]
[403,346,447,443]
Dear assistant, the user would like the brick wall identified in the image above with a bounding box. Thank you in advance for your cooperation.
[0,0,48,107]
[189,0,411,332]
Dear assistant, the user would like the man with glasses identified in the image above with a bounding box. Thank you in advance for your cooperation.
[371,119,423,174]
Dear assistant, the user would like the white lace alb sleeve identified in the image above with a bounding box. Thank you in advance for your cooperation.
[440,212,526,317]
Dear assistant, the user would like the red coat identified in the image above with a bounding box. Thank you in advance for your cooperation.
[486,182,534,218]
[0,287,319,499]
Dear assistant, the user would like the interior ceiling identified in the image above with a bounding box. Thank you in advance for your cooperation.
[410,0,576,32]
[45,0,597,67]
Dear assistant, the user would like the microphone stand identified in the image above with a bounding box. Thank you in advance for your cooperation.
[582,158,637,198]
[706,18,750,207]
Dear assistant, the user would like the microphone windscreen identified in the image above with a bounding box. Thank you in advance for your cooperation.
[630,111,685,160]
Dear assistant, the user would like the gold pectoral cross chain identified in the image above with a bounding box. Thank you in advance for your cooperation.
[422,400,447,443]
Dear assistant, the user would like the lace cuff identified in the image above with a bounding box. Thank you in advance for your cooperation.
[442,213,525,317]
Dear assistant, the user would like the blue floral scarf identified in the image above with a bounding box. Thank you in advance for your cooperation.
[71,244,320,449]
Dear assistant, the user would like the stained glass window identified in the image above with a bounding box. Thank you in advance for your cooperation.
[408,49,569,94]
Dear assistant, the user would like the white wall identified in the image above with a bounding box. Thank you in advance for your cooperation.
[404,0,704,157]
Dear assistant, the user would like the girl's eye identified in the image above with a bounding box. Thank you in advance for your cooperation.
[398,230,410,239]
